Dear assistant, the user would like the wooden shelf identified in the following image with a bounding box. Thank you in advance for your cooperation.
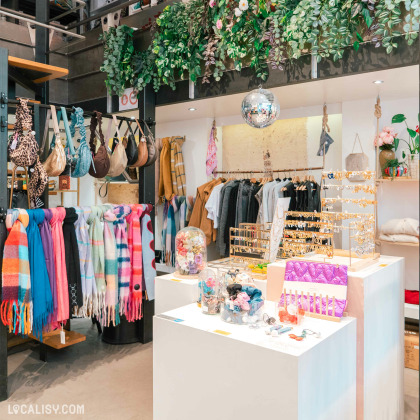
[29,329,86,349]
[8,56,68,84]
[377,239,419,247]
[49,190,78,194]
[376,177,419,182]
[405,303,419,320]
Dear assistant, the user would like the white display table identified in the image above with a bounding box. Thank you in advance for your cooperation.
[155,273,267,315]
[266,255,405,420]
[154,303,357,420]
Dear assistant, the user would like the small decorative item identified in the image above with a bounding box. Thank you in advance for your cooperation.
[198,269,220,315]
[175,227,206,277]
[241,87,280,129]
[221,283,264,325]
[383,159,408,179]
[345,133,369,182]
[59,175,71,190]
[390,114,419,179]
[278,303,305,326]
[375,126,397,176]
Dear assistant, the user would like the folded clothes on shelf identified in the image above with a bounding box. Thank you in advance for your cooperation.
[380,218,419,237]
[379,233,419,244]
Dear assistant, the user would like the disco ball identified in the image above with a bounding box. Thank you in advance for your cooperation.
[241,87,280,128]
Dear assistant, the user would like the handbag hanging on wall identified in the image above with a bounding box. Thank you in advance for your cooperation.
[88,111,110,178]
[130,119,149,168]
[122,121,138,166]
[70,107,92,178]
[60,106,77,176]
[345,133,369,182]
[142,119,157,167]
[107,115,128,177]
[8,98,39,167]
[42,105,67,176]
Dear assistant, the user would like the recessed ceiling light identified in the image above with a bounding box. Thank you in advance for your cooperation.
[373,80,384,84]
[188,107,197,111]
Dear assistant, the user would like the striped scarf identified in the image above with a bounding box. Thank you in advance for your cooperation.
[126,204,143,322]
[140,204,156,301]
[27,209,53,341]
[87,206,106,323]
[170,137,187,196]
[103,207,120,327]
[75,207,97,318]
[113,205,132,317]
[162,197,178,266]
[1,209,32,336]
[50,207,69,324]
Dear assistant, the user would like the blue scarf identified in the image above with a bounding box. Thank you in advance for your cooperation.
[27,209,53,341]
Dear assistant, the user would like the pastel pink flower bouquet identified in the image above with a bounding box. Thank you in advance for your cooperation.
[375,126,398,151]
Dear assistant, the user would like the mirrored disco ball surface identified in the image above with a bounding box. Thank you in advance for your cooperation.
[241,87,280,128]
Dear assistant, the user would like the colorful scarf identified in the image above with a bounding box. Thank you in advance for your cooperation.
[75,207,97,317]
[1,209,31,336]
[87,206,106,322]
[27,209,53,341]
[103,207,120,327]
[113,205,132,317]
[126,204,143,322]
[170,137,187,196]
[63,207,83,315]
[162,197,178,266]
[206,124,217,176]
[50,207,69,323]
[40,209,57,325]
[140,204,156,301]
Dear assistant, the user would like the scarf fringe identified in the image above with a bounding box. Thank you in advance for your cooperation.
[1,300,33,336]
[127,296,142,322]
[119,296,129,317]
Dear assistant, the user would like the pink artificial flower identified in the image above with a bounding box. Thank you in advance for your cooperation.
[209,0,215,7]
[216,19,223,29]
[206,279,216,288]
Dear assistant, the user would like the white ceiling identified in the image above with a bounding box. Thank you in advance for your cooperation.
[155,65,419,124]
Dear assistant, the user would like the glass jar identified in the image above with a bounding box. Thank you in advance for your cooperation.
[221,283,264,325]
[277,294,305,326]
[198,269,220,315]
[175,227,207,277]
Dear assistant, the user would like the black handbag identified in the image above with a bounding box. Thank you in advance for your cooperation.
[123,121,138,166]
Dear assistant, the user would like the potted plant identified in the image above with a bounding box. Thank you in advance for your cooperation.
[391,114,419,179]
[375,126,398,176]
[383,158,408,179]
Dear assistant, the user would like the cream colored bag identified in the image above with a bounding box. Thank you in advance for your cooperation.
[345,133,369,182]
[43,105,67,176]
[107,115,128,177]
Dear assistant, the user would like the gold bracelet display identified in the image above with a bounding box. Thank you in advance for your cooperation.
[283,230,333,239]
[322,170,375,181]
[322,198,377,208]
[322,184,376,194]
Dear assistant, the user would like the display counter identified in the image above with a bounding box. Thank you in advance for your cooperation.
[154,302,357,420]
[267,255,405,420]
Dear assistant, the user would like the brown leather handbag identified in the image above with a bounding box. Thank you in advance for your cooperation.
[88,111,110,178]
[129,119,149,168]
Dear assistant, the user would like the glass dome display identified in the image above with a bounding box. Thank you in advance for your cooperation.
[198,269,220,315]
[175,227,207,276]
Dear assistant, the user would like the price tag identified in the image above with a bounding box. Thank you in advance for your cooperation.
[10,134,18,150]
[213,330,231,336]
[171,279,182,282]
[60,329,66,344]
[379,264,388,267]
[173,319,184,323]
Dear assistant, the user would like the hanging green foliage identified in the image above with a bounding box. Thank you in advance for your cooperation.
[100,0,419,96]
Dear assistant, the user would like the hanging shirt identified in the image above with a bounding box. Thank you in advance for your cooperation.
[205,182,225,228]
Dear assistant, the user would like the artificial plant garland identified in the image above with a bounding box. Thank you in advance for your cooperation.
[100,0,419,96]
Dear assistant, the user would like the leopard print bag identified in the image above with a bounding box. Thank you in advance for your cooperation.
[8,98,39,166]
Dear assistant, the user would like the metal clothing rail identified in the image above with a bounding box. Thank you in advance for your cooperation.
[7,98,148,123]
[213,166,325,175]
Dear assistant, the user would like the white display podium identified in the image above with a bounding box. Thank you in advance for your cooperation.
[155,273,267,315]
[266,255,405,420]
[154,303,357,420]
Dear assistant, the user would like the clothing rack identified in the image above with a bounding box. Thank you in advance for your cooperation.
[213,166,325,175]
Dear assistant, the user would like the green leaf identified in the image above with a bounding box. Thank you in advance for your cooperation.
[407,128,417,138]
[353,41,360,51]
[392,114,407,123]
[394,137,399,151]
[356,32,363,42]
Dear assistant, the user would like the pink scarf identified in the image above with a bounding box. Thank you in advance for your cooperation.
[126,204,143,322]
[206,123,217,177]
[50,207,69,324]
